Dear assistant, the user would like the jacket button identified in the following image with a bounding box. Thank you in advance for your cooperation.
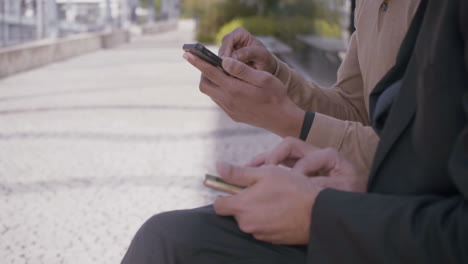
[380,2,388,12]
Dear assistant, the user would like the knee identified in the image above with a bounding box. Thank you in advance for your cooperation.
[134,206,217,245]
[136,210,184,244]
[122,210,197,263]
[123,207,239,263]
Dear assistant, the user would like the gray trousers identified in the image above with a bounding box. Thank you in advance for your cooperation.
[121,206,307,264]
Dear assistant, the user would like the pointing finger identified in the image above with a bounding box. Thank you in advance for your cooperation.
[245,152,269,167]
[293,148,338,176]
[265,137,318,166]
[219,27,250,58]
[216,161,264,187]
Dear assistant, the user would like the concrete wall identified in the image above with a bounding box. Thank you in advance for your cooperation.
[141,20,178,35]
[0,30,130,79]
[101,30,130,49]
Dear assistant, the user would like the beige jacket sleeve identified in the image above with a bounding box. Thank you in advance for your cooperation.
[272,33,378,175]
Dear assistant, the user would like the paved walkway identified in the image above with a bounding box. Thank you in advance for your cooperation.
[0,20,280,264]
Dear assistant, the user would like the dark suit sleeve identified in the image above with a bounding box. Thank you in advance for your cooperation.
[309,132,468,263]
[308,182,468,263]
[306,6,468,263]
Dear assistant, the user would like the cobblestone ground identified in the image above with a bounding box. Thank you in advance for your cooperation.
[0,20,281,264]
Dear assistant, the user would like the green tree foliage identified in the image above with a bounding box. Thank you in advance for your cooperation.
[181,0,343,44]
[240,0,280,15]
[139,0,161,9]
[216,16,340,45]
[180,0,210,18]
[181,0,257,43]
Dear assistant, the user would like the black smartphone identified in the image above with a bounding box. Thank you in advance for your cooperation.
[183,43,227,73]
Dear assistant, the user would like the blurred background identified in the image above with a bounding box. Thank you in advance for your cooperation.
[183,0,354,86]
[0,0,355,263]
[1,0,354,84]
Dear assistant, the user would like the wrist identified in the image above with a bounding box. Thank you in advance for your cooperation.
[306,181,325,215]
[300,180,324,245]
[268,99,305,138]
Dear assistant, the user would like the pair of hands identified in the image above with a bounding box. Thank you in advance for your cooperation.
[185,28,367,245]
[183,28,304,138]
[213,137,367,245]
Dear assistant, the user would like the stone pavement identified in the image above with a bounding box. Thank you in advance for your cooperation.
[0,20,281,264]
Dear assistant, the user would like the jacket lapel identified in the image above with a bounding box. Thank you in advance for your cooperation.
[367,0,428,188]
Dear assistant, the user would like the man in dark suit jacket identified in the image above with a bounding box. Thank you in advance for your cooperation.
[122,0,468,262]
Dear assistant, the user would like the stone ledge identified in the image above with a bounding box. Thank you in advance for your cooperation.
[141,20,178,35]
[0,30,130,79]
[101,30,131,49]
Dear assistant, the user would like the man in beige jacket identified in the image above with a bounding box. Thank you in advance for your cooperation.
[184,0,421,175]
